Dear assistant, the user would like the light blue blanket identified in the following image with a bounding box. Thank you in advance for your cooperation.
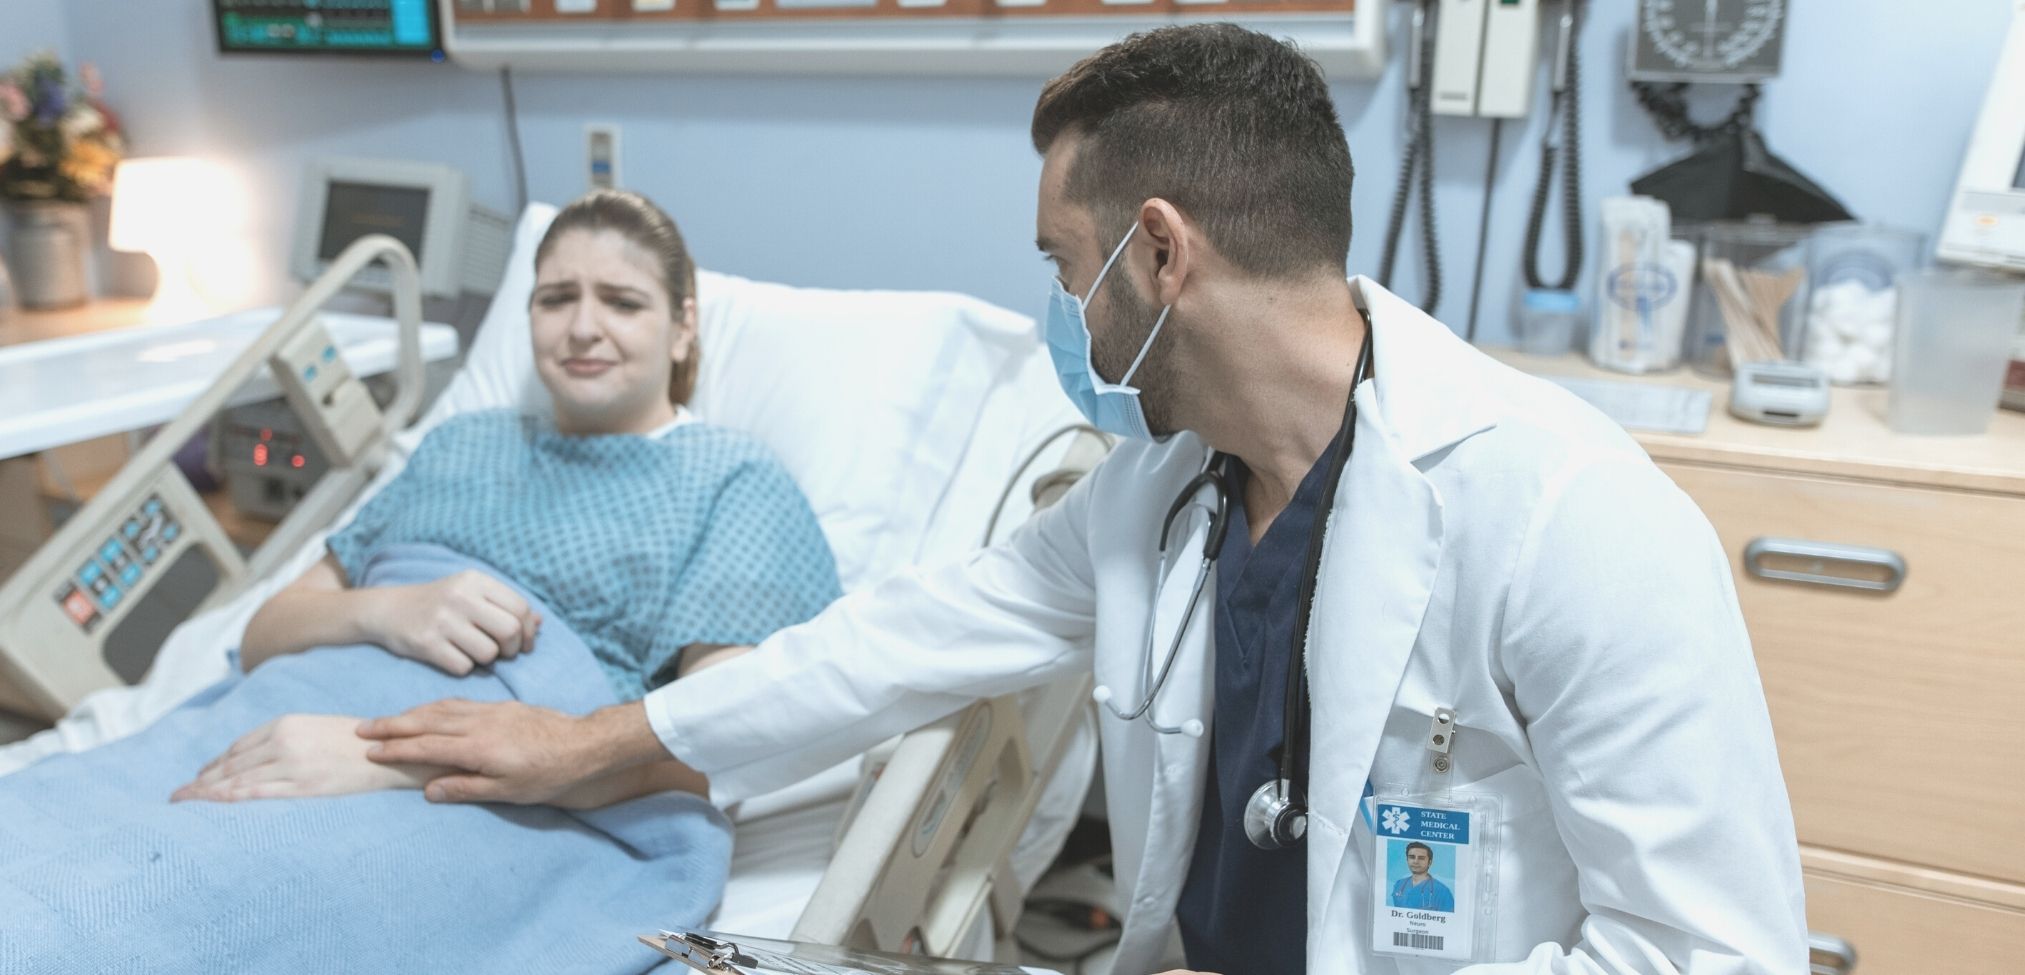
[0,544,731,973]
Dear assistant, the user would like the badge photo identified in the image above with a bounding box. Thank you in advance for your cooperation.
[1370,801,1480,961]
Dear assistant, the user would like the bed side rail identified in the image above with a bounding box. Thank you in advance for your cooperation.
[790,429,1111,959]
[789,673,1093,958]
[0,235,425,720]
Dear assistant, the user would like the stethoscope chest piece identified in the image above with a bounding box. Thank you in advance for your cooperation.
[1243,778,1308,851]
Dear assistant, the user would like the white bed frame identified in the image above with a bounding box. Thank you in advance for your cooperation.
[0,236,1106,965]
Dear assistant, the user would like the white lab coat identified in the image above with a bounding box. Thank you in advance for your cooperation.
[648,277,1809,974]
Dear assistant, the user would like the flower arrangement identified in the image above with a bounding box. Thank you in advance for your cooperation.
[0,52,125,204]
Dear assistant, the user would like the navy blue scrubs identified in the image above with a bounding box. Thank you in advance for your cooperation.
[1174,435,1342,975]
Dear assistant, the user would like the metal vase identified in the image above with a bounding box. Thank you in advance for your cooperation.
[4,202,92,309]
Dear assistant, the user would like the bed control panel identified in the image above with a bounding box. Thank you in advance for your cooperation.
[270,321,385,467]
[50,494,181,634]
[0,467,241,721]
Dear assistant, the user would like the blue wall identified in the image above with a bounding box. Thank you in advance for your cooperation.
[23,0,2017,343]
[0,0,68,64]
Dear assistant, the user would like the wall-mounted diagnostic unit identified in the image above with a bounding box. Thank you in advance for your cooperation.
[437,0,1389,79]
[213,0,444,57]
[1629,0,1786,83]
[1431,0,1541,119]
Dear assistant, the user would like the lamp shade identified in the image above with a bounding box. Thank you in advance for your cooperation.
[109,157,231,253]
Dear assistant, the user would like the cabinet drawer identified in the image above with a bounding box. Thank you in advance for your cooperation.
[1804,865,2025,974]
[1660,463,2025,884]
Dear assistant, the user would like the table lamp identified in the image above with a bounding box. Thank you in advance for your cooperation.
[109,157,233,320]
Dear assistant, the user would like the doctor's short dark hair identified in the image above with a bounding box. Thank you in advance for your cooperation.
[533,189,701,406]
[1405,842,1435,861]
[1030,23,1355,279]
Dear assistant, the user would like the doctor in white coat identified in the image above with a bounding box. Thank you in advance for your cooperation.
[358,24,1808,974]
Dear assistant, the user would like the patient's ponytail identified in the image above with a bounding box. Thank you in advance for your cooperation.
[533,189,701,406]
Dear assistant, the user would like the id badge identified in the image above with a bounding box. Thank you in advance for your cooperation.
[1368,793,1499,962]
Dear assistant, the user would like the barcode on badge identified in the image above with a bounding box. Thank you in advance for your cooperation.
[1392,932,1445,951]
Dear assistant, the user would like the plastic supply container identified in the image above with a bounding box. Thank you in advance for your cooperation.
[1888,268,2025,435]
[1516,289,1581,355]
[1590,197,1694,373]
[1685,221,1812,377]
[1799,223,1927,385]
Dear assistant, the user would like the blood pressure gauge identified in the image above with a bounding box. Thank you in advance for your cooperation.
[1631,0,1788,83]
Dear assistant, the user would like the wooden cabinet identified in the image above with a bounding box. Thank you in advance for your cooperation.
[1495,350,2025,974]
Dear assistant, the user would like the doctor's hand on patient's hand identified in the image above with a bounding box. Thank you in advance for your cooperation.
[356,698,600,805]
[363,570,542,676]
[169,714,442,803]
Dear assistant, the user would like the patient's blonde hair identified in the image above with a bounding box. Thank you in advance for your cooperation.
[532,189,701,406]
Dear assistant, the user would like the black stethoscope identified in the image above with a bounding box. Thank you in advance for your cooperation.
[1092,325,1373,851]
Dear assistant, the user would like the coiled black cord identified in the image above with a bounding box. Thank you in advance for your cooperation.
[1523,0,1585,292]
[1631,80,1761,145]
[1377,0,1442,316]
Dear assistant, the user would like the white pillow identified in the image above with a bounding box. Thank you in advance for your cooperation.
[691,271,1040,589]
[412,203,1050,591]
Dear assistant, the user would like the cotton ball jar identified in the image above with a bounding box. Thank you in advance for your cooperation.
[1803,279,1898,385]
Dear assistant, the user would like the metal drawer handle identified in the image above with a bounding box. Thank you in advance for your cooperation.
[1745,537,1907,594]
[1807,931,1857,975]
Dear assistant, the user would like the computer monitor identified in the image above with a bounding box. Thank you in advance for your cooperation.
[290,157,511,299]
[212,0,442,58]
[1939,2,2025,272]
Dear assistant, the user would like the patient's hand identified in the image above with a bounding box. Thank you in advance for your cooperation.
[170,714,443,803]
[365,570,543,676]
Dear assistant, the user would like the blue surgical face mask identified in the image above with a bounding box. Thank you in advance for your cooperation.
[1042,224,1173,441]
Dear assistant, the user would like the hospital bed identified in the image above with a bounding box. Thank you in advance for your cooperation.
[0,203,1103,963]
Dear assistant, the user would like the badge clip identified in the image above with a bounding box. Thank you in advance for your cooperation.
[1426,707,1456,774]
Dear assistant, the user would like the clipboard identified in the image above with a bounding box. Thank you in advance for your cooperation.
[639,929,1058,975]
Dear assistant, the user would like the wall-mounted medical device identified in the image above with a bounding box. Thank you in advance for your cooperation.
[1939,1,2025,274]
[1628,0,1786,83]
[213,0,444,58]
[436,0,1389,79]
[290,156,512,299]
[1430,0,1541,118]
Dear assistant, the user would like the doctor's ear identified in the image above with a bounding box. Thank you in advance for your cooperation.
[1136,199,1192,306]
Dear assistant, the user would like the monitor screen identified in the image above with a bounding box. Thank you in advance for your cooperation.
[213,0,440,56]
[316,181,430,265]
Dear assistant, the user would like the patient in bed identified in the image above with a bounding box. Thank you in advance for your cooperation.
[0,190,840,972]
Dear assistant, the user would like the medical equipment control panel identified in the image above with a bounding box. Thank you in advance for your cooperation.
[271,320,385,466]
[0,464,239,720]
[50,494,182,635]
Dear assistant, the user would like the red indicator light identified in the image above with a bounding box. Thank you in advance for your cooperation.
[291,454,305,469]
[253,443,268,466]
[260,428,272,441]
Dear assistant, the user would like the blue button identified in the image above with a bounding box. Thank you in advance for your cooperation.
[124,519,141,539]
[323,345,337,362]
[79,562,102,584]
[100,585,122,608]
[144,497,163,515]
[304,364,318,382]
[162,523,181,542]
[100,541,123,562]
[142,546,160,564]
[119,564,142,587]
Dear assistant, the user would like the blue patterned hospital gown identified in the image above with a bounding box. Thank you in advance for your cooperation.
[327,410,841,699]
